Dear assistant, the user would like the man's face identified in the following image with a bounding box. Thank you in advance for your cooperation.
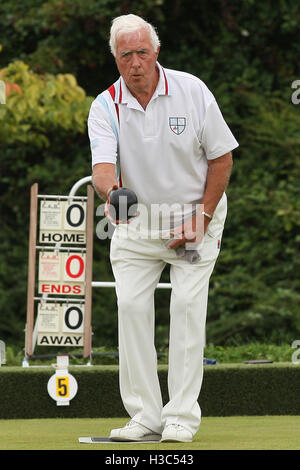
[115,28,160,95]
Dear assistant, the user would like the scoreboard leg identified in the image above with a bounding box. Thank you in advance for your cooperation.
[83,185,94,358]
[25,183,38,357]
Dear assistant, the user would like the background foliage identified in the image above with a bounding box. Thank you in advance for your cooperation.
[0,0,299,354]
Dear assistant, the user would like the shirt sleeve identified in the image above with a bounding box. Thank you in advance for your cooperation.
[200,99,239,160]
[87,98,118,167]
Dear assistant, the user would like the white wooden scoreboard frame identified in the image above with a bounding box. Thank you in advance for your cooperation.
[25,183,94,359]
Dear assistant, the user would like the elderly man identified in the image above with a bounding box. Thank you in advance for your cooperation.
[88,14,238,443]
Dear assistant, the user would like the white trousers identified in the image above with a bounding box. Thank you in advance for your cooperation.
[110,194,227,436]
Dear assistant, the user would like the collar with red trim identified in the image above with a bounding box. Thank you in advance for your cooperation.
[112,62,171,105]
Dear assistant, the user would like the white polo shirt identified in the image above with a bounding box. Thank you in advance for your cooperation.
[88,62,238,229]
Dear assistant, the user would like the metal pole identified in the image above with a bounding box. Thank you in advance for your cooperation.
[25,183,38,357]
[84,185,94,358]
[69,176,92,197]
[91,281,171,289]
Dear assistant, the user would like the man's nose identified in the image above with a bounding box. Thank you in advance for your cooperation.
[131,52,141,67]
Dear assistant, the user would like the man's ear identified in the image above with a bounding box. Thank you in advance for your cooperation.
[156,45,160,59]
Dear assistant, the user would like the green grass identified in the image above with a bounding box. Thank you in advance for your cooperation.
[203,343,294,364]
[0,416,299,450]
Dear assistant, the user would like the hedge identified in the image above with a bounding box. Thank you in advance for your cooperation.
[0,363,299,419]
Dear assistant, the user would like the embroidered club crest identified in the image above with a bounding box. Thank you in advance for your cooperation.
[169,117,186,135]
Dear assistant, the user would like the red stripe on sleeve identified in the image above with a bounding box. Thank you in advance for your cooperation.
[161,67,168,95]
[119,81,122,104]
[107,84,116,101]
[107,83,121,186]
[115,104,119,122]
[107,84,120,123]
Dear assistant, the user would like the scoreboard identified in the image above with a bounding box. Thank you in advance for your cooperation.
[25,183,94,358]
[39,199,87,243]
[38,251,86,295]
[37,302,84,347]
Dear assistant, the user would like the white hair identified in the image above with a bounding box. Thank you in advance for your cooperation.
[109,14,160,57]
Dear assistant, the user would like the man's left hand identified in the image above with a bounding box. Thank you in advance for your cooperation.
[167,210,210,250]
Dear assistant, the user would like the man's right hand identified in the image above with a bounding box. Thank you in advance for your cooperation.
[105,187,139,224]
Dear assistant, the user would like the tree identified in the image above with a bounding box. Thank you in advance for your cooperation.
[0,60,94,346]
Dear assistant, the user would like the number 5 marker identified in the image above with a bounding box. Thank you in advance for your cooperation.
[47,355,78,406]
